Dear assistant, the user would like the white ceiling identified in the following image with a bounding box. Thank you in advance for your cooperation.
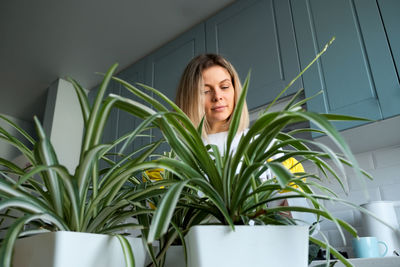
[0,0,235,122]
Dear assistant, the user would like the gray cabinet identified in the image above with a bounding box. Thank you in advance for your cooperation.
[89,24,206,158]
[206,0,302,110]
[145,23,206,107]
[291,0,400,131]
[94,0,400,150]
[376,0,400,119]
[378,0,400,76]
[99,79,120,166]
[117,58,148,157]
[88,82,120,148]
[145,23,206,155]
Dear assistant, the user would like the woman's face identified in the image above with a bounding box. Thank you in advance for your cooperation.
[202,65,235,133]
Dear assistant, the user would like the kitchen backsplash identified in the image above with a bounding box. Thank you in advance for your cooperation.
[305,144,400,257]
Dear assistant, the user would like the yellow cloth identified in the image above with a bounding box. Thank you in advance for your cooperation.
[144,168,164,181]
[282,157,304,174]
[280,157,305,192]
[142,158,305,197]
[143,168,165,210]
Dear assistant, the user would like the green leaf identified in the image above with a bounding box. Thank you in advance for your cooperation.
[310,236,352,267]
[209,144,223,177]
[0,158,25,176]
[136,82,190,118]
[113,77,168,113]
[0,129,35,163]
[283,88,306,110]
[148,180,190,243]
[0,214,47,267]
[0,114,35,145]
[226,71,250,155]
[68,77,91,126]
[266,161,293,188]
[0,198,68,230]
[33,116,64,218]
[294,111,364,189]
[116,235,136,267]
[76,144,109,198]
[117,113,161,155]
[82,63,118,153]
[265,36,336,112]
[197,116,205,137]
[321,113,371,122]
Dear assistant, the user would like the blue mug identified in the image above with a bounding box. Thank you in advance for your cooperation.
[352,237,388,258]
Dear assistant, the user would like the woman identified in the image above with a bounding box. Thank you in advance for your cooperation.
[175,53,316,226]
[176,53,250,159]
[176,53,248,142]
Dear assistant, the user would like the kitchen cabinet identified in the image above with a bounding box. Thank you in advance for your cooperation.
[206,0,302,110]
[89,24,205,158]
[378,0,400,76]
[291,0,400,132]
[376,0,400,119]
[100,79,120,166]
[145,23,205,106]
[88,60,150,169]
[116,58,148,157]
[93,0,400,152]
[144,23,206,154]
[88,76,123,170]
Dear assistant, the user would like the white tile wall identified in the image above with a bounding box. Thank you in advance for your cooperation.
[307,145,400,257]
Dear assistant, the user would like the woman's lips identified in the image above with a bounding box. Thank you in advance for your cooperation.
[212,105,227,111]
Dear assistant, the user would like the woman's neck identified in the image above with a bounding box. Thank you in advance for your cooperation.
[208,122,229,134]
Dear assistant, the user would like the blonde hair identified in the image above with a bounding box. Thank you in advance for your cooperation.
[175,54,249,137]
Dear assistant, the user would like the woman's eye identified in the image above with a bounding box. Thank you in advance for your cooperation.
[221,86,229,89]
[204,90,210,94]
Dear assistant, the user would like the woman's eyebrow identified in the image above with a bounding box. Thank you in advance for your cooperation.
[204,79,231,87]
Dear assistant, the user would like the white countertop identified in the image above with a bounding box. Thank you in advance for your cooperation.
[310,256,400,267]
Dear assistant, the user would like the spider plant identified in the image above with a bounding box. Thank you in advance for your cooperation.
[109,37,374,267]
[0,64,167,267]
[139,163,210,267]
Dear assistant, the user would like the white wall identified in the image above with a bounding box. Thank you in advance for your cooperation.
[0,78,84,174]
[43,78,84,174]
[305,116,400,257]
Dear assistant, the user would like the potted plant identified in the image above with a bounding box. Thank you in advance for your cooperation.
[109,38,375,267]
[0,64,167,267]
[140,166,209,267]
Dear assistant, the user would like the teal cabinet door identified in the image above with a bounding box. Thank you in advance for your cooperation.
[206,0,302,110]
[146,23,206,104]
[100,79,120,166]
[291,0,399,131]
[145,24,206,154]
[376,0,400,119]
[89,61,149,170]
[117,59,148,157]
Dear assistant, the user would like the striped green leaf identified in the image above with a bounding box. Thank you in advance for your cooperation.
[115,235,135,267]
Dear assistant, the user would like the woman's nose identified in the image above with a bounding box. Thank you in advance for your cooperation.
[213,89,222,101]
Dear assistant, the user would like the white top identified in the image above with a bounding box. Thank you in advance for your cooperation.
[204,129,273,182]
[203,130,317,227]
[205,130,245,155]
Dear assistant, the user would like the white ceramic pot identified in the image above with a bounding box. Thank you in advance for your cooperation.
[164,245,186,267]
[185,225,309,267]
[12,231,147,267]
